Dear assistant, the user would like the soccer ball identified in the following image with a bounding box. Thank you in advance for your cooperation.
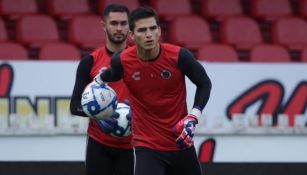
[81,82,117,120]
[111,103,132,137]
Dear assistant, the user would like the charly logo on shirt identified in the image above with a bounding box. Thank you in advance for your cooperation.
[161,70,172,79]
[132,72,141,80]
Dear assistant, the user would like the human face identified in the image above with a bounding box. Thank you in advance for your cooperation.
[130,17,161,52]
[103,12,129,44]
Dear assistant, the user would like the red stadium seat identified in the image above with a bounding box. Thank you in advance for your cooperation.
[149,0,192,20]
[220,16,263,50]
[197,44,239,62]
[251,0,292,21]
[250,44,291,62]
[47,0,90,20]
[16,15,60,48]
[0,42,28,60]
[300,47,307,62]
[200,0,243,21]
[0,18,8,41]
[168,15,212,49]
[98,0,139,14]
[39,42,81,60]
[68,15,106,48]
[272,17,307,50]
[0,0,38,20]
[299,0,307,19]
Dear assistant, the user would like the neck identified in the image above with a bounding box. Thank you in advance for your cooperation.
[106,40,127,53]
[137,43,160,61]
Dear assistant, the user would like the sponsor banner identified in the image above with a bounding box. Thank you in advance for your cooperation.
[0,61,306,134]
[0,61,306,162]
[186,63,307,129]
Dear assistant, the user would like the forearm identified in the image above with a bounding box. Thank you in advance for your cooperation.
[100,68,122,82]
[193,74,212,111]
[70,100,88,117]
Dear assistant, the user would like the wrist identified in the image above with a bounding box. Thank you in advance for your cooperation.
[189,107,202,121]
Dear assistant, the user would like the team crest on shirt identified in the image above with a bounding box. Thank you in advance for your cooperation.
[161,70,172,79]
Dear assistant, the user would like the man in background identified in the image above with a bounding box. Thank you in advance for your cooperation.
[70,4,133,175]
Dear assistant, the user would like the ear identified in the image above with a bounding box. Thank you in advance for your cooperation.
[158,26,161,37]
[101,20,106,31]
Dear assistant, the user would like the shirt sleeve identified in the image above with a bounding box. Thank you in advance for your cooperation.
[178,48,212,111]
[101,51,124,82]
[70,55,93,117]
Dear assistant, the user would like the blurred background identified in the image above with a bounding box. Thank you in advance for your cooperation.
[0,0,306,175]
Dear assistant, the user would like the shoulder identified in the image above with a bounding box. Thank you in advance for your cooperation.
[90,47,108,62]
[161,43,181,59]
[120,45,137,60]
[161,43,181,53]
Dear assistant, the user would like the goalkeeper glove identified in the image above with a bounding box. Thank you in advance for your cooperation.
[97,99,131,134]
[98,112,120,134]
[173,108,201,149]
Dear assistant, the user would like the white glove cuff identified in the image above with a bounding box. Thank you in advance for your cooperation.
[190,108,202,121]
[94,73,104,84]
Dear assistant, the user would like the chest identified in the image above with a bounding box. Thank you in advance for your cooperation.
[123,58,184,94]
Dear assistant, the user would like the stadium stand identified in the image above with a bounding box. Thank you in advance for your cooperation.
[200,0,243,21]
[250,44,291,62]
[68,15,106,49]
[0,18,8,41]
[0,0,306,61]
[16,15,60,48]
[197,44,239,62]
[168,15,212,50]
[149,0,192,20]
[98,0,140,13]
[299,0,307,18]
[47,0,91,20]
[220,16,263,50]
[39,42,81,60]
[0,42,28,60]
[0,0,38,20]
[272,16,307,51]
[250,0,293,22]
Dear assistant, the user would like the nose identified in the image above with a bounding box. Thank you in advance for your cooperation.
[116,24,122,31]
[145,30,152,38]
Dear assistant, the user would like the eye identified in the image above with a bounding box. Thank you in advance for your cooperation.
[120,21,128,26]
[137,28,147,33]
[150,26,157,31]
[110,21,119,26]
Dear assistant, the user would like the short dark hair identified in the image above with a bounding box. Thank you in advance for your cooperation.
[103,4,130,20]
[129,6,159,31]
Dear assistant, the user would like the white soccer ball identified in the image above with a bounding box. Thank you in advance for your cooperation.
[111,103,132,138]
[81,82,117,120]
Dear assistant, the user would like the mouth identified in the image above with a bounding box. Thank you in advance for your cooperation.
[145,40,154,46]
[114,33,124,39]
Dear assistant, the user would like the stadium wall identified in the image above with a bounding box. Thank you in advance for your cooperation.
[0,61,306,174]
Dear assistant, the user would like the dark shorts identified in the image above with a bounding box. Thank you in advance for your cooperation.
[134,146,202,175]
[86,136,134,175]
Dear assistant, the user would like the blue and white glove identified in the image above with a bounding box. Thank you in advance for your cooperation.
[97,100,131,134]
[173,108,201,149]
[98,112,120,134]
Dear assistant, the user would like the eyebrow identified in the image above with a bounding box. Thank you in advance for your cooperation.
[137,25,158,31]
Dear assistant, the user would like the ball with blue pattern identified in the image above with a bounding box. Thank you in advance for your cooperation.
[81,82,117,120]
